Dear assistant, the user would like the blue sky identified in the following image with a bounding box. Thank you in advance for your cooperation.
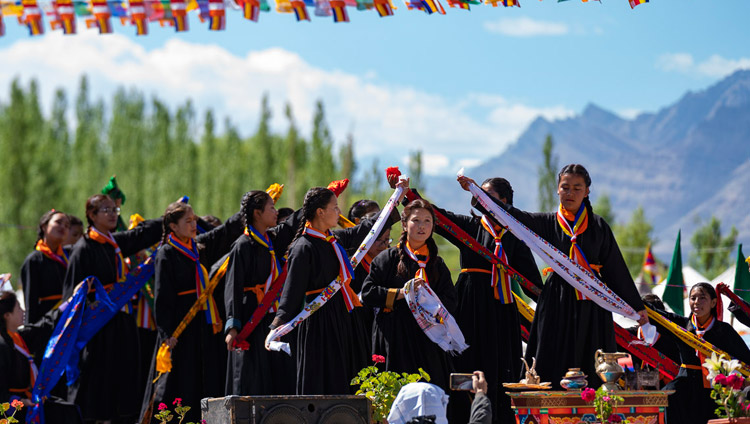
[1,0,749,174]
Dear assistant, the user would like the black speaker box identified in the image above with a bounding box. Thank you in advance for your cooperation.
[201,395,372,424]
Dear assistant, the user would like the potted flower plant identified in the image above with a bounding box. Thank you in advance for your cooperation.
[350,355,430,423]
[581,387,627,423]
[703,352,750,423]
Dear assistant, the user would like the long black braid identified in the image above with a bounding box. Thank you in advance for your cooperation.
[286,187,336,257]
[396,199,439,282]
[241,190,272,230]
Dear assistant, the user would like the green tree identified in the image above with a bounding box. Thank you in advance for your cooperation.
[107,88,147,217]
[69,76,106,213]
[613,206,653,278]
[537,134,558,212]
[593,193,615,225]
[690,216,738,279]
[147,98,173,216]
[196,110,217,215]
[338,132,356,212]
[173,101,198,204]
[309,100,336,186]
[408,150,423,192]
[283,103,307,206]
[253,94,275,188]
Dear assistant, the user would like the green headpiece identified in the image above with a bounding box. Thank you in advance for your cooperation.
[102,175,126,204]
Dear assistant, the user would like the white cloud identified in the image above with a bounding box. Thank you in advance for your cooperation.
[656,53,750,78]
[483,17,569,37]
[0,32,573,175]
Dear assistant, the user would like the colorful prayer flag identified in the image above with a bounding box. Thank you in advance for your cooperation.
[485,0,519,6]
[642,242,659,286]
[629,0,647,8]
[734,244,750,304]
[330,0,348,21]
[207,0,224,29]
[89,0,112,33]
[420,0,444,13]
[52,0,76,33]
[662,230,685,315]
[290,0,309,20]
[239,0,260,21]
[129,0,148,34]
[170,0,188,30]
[447,0,469,10]
[373,0,394,16]
[0,7,4,36]
[22,0,44,35]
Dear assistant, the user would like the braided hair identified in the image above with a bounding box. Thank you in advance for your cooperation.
[396,199,439,281]
[558,164,593,215]
[161,201,194,245]
[36,209,70,246]
[241,190,273,229]
[287,187,337,256]
[348,199,380,222]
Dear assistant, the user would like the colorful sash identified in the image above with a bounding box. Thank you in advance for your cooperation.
[480,216,513,303]
[404,241,430,285]
[88,227,128,282]
[691,314,715,388]
[35,239,68,268]
[359,254,372,274]
[403,277,467,354]
[166,234,222,333]
[9,332,38,398]
[303,223,360,311]
[556,203,592,300]
[245,225,281,312]
[266,184,404,354]
[461,171,640,321]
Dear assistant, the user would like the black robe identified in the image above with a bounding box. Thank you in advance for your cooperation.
[361,246,457,391]
[224,210,302,396]
[505,206,645,389]
[144,212,243,423]
[0,313,83,423]
[349,260,376,377]
[648,307,750,424]
[62,218,162,422]
[20,248,70,324]
[432,206,542,424]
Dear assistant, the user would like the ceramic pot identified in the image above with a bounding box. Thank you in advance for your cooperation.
[560,368,588,391]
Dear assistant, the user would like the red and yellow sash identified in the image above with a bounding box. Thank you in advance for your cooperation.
[35,239,69,268]
[556,204,593,301]
[9,332,37,398]
[359,253,373,274]
[89,227,128,282]
[245,226,281,313]
[166,234,222,333]
[404,241,430,285]
[480,216,513,304]
[691,314,715,388]
[303,222,360,311]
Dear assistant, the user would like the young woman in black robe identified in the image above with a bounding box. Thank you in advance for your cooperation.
[223,190,302,396]
[20,210,71,325]
[458,164,648,389]
[361,199,457,391]
[424,178,542,424]
[63,194,163,424]
[647,283,750,424]
[0,291,83,423]
[146,201,243,422]
[271,187,386,395]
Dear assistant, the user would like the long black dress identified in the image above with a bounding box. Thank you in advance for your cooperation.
[146,213,243,422]
[0,313,82,423]
[361,246,457,391]
[504,205,644,389]
[20,246,70,324]
[432,206,542,424]
[224,211,302,396]
[62,219,162,422]
[349,256,376,376]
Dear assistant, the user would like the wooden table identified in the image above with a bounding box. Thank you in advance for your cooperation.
[509,390,674,424]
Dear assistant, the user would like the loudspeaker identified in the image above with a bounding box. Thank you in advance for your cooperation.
[201,395,372,424]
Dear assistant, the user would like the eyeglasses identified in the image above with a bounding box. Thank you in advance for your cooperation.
[375,238,392,247]
[98,207,121,216]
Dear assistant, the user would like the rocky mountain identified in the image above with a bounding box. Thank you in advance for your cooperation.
[425,69,750,260]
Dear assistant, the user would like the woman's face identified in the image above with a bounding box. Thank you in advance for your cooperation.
[367,228,391,258]
[169,208,198,241]
[316,196,341,230]
[255,197,278,230]
[689,286,716,321]
[406,208,433,246]
[557,174,590,213]
[4,301,24,332]
[66,224,83,245]
[90,198,119,232]
[45,213,70,245]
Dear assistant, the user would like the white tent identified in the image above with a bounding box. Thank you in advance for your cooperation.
[650,266,709,315]
[710,266,750,335]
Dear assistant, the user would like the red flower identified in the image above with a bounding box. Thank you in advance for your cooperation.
[726,374,745,390]
[386,167,402,181]
[372,354,386,364]
[173,398,182,406]
[608,414,622,423]
[326,179,349,197]
[580,388,595,403]
[158,403,167,411]
[10,399,24,410]
[715,374,728,386]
